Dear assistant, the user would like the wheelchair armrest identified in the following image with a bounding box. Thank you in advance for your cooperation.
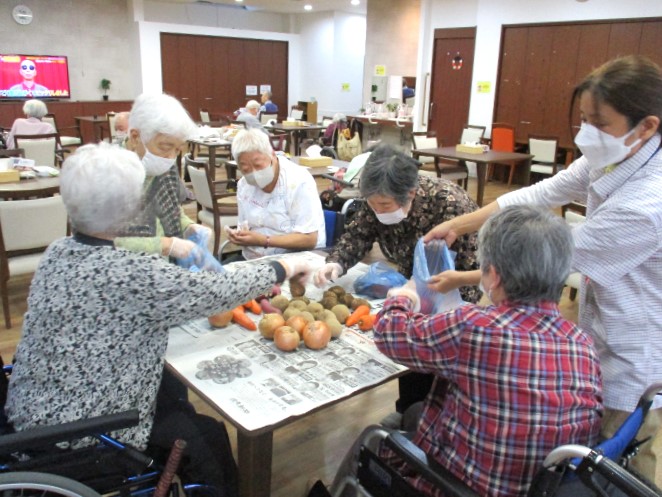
[385,432,481,497]
[320,173,354,188]
[0,410,140,455]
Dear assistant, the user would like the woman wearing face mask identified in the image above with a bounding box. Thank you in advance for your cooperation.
[423,55,662,485]
[226,128,326,260]
[114,93,209,261]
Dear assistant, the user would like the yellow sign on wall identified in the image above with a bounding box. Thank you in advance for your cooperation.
[374,65,386,76]
[341,83,351,92]
[477,81,491,93]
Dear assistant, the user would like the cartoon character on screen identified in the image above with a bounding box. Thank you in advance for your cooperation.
[9,59,50,98]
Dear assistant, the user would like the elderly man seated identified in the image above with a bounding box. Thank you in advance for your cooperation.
[225,128,326,261]
[236,100,267,133]
[312,205,603,497]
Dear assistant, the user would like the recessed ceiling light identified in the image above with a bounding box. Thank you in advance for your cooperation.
[304,4,313,10]
[235,0,243,2]
[351,0,360,5]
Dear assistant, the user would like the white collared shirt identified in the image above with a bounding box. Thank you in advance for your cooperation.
[498,134,662,411]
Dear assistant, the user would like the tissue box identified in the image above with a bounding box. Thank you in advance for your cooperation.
[455,144,485,154]
[298,156,333,167]
[0,170,21,183]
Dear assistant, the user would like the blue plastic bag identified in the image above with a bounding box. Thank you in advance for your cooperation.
[353,261,408,299]
[412,237,464,314]
[175,231,226,274]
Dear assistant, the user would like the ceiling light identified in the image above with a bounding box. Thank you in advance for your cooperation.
[351,0,360,5]
[304,4,313,10]
[235,0,243,2]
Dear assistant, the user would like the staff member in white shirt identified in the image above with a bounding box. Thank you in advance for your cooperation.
[227,128,326,260]
[423,55,662,486]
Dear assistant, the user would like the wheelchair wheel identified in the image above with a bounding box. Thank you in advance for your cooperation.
[0,472,102,497]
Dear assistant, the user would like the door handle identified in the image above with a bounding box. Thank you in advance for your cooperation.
[520,121,531,125]
[428,102,434,121]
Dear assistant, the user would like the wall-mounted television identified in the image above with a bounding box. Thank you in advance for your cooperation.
[0,54,71,100]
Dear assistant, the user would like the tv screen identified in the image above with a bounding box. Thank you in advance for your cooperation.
[0,54,71,100]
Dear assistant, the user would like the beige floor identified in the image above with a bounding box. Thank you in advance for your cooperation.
[0,175,579,497]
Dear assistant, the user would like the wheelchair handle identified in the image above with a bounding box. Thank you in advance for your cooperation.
[579,450,661,497]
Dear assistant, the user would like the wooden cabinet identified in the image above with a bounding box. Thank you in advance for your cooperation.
[296,100,317,124]
[494,18,662,148]
[160,33,289,122]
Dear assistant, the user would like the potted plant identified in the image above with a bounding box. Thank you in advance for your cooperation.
[386,102,399,118]
[100,79,111,101]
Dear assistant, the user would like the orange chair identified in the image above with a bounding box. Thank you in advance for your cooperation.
[488,123,517,185]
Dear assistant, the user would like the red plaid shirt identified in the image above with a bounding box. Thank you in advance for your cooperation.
[374,296,603,497]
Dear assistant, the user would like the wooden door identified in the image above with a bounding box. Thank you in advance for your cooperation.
[428,28,476,146]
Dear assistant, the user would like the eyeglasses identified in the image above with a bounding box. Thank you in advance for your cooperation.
[21,64,36,70]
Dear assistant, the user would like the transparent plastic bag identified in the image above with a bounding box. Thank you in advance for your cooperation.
[412,237,464,314]
[176,231,226,274]
[353,261,408,299]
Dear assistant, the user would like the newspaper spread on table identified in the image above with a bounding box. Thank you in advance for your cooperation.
[166,252,408,432]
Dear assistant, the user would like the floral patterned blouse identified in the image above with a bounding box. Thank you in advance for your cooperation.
[326,176,481,303]
[6,236,282,450]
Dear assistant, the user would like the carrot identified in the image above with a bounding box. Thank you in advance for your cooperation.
[358,314,377,332]
[243,299,262,315]
[345,305,370,327]
[232,306,257,331]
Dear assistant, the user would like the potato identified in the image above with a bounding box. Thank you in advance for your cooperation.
[326,317,343,338]
[331,304,351,324]
[320,309,337,323]
[289,278,306,297]
[328,285,346,297]
[270,295,290,312]
[342,294,355,307]
[321,295,338,310]
[307,302,324,315]
[291,296,310,305]
[299,311,315,323]
[283,307,302,321]
[351,298,371,310]
[289,300,308,311]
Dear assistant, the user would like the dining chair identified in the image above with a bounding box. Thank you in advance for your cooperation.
[0,195,69,328]
[260,113,277,125]
[185,154,239,258]
[43,114,82,148]
[0,149,24,159]
[290,107,304,121]
[460,124,486,144]
[269,133,288,152]
[106,112,119,142]
[13,133,63,167]
[411,132,468,188]
[199,109,211,123]
[528,134,564,184]
[487,122,517,185]
[562,202,586,301]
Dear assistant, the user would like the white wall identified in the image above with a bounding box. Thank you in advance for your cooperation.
[295,11,366,118]
[417,0,662,134]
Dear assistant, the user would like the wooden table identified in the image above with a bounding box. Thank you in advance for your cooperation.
[224,156,348,181]
[74,115,108,143]
[412,146,533,206]
[188,137,232,170]
[266,123,325,156]
[165,253,405,497]
[0,176,60,200]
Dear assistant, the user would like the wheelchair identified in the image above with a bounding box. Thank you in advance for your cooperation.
[0,363,216,497]
[334,382,662,497]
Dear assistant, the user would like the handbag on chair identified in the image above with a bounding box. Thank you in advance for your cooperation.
[337,128,362,162]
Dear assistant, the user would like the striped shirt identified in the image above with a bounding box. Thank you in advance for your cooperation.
[499,134,662,411]
[374,296,603,497]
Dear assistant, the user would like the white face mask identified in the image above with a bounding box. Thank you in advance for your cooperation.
[574,122,641,171]
[375,207,407,225]
[244,165,275,189]
[142,149,175,176]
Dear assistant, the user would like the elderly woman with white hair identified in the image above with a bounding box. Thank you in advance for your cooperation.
[319,205,603,497]
[5,99,56,149]
[236,99,267,133]
[114,93,206,260]
[5,143,311,497]
[225,128,326,260]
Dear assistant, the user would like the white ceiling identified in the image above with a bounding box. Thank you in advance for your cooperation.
[158,0,367,15]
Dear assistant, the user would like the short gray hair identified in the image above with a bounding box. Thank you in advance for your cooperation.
[478,205,573,304]
[60,143,145,235]
[128,93,198,143]
[231,128,272,160]
[245,100,261,110]
[23,99,48,119]
[359,144,419,206]
[262,91,272,99]
[333,113,347,123]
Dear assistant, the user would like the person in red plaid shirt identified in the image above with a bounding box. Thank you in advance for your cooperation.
[324,205,603,497]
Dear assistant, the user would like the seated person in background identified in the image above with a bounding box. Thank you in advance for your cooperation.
[5,143,312,497]
[259,90,278,114]
[321,113,347,147]
[8,59,50,98]
[115,93,204,256]
[236,100,268,133]
[226,128,326,260]
[6,99,55,149]
[402,78,415,100]
[314,144,482,416]
[112,111,130,147]
[323,205,603,497]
